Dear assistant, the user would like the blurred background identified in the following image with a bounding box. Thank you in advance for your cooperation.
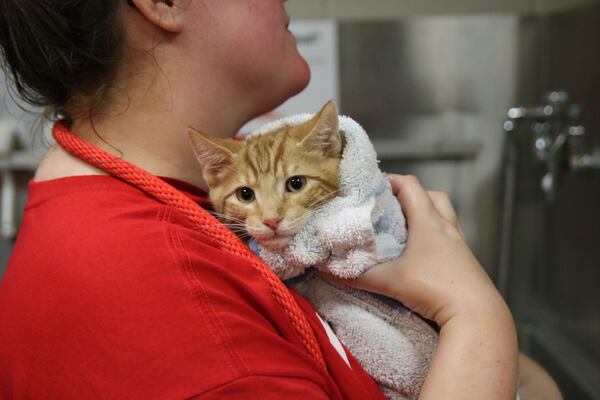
[1,0,599,398]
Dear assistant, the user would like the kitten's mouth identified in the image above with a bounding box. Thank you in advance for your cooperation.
[258,235,293,250]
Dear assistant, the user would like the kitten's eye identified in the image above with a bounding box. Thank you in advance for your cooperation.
[286,176,306,192]
[236,187,255,203]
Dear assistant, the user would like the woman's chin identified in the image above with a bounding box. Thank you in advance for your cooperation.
[289,55,311,97]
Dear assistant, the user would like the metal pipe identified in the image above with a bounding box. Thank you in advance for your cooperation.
[497,126,518,298]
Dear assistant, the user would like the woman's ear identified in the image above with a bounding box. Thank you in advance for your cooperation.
[129,0,184,34]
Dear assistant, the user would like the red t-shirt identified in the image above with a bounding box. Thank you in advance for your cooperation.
[0,175,386,399]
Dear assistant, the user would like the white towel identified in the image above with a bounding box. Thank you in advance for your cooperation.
[248,114,522,400]
[295,274,438,399]
[248,114,439,399]
[250,114,408,280]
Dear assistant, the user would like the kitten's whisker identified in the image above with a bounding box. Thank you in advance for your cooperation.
[204,222,246,228]
[233,233,252,240]
[209,212,245,224]
[226,228,249,235]
[227,228,247,234]
[313,189,341,203]
[201,218,252,238]
[207,210,243,220]
[308,189,341,209]
[198,223,247,232]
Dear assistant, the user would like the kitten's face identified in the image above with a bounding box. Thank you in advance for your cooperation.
[189,101,342,250]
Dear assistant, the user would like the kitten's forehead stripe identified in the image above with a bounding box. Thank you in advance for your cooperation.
[267,138,276,174]
[240,171,255,187]
[273,134,287,175]
[256,137,272,174]
[245,132,289,177]
[243,147,260,177]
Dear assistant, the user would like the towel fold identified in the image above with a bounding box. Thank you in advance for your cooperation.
[294,275,438,399]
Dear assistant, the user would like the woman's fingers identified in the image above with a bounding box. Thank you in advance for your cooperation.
[427,191,456,224]
[318,264,396,297]
[427,191,465,238]
[388,174,464,237]
[388,174,438,224]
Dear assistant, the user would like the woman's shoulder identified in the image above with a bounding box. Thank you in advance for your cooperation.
[12,172,265,302]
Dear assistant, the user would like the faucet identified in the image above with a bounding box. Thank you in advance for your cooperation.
[504,91,599,202]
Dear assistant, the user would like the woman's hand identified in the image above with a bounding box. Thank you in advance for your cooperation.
[327,174,508,327]
[322,174,519,399]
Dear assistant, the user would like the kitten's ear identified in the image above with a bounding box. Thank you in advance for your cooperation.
[187,128,240,186]
[300,100,342,158]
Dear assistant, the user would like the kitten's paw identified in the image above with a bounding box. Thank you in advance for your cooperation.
[325,248,375,279]
[320,199,376,252]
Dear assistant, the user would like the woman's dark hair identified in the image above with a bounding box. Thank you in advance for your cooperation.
[0,0,124,119]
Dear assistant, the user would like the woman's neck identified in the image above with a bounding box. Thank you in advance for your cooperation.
[38,42,262,190]
[63,85,251,191]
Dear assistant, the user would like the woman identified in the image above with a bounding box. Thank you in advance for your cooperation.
[0,0,559,398]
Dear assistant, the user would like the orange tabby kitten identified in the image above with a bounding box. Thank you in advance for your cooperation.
[188,101,343,250]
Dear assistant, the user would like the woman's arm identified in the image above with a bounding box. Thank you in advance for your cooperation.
[419,305,517,399]
[518,353,563,400]
[324,175,519,399]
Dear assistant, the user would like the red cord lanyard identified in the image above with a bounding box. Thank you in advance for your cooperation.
[52,122,326,369]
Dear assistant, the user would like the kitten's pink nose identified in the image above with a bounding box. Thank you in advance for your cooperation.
[263,217,282,231]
